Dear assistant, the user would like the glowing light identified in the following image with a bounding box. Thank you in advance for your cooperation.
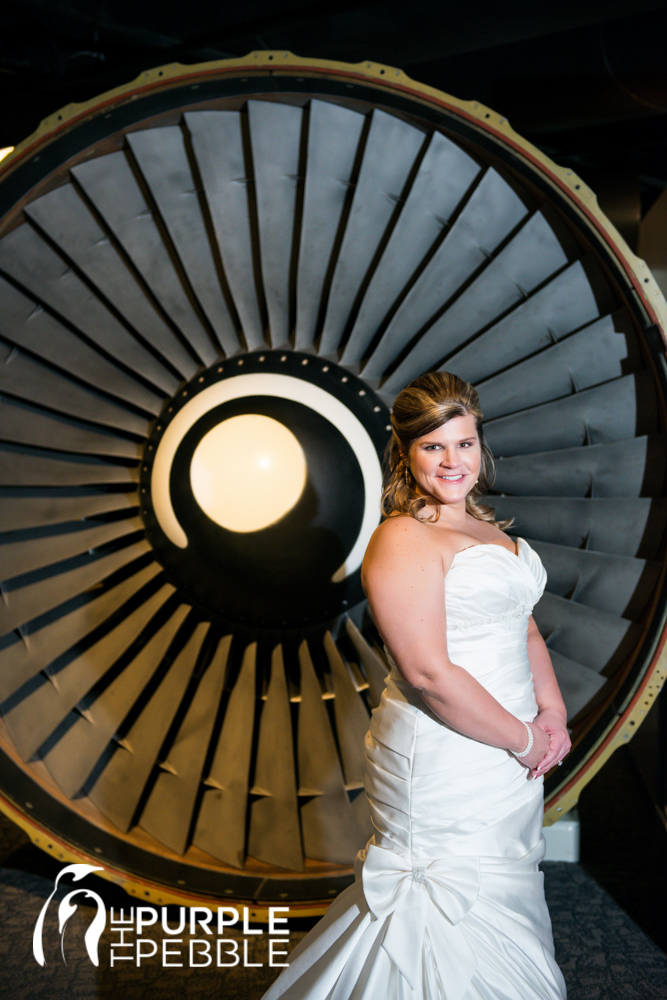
[190,414,307,532]
[151,371,382,578]
[0,147,14,164]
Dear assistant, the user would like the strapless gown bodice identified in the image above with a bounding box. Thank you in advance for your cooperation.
[388,536,546,697]
[445,536,546,633]
[263,538,567,1000]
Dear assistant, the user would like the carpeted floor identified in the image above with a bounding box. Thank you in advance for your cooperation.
[0,745,665,999]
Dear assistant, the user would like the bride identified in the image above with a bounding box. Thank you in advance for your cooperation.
[262,371,570,999]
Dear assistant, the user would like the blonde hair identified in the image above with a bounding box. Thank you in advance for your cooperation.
[381,371,512,528]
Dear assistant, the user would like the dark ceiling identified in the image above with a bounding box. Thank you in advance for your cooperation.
[3,0,667,221]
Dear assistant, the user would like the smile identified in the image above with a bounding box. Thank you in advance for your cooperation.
[437,474,465,481]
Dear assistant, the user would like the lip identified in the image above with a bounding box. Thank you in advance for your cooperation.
[436,474,465,481]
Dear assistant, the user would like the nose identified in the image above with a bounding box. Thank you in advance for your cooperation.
[439,446,458,466]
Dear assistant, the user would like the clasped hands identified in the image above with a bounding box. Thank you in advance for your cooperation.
[521,710,571,778]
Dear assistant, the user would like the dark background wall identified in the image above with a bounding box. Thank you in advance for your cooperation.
[3,0,667,237]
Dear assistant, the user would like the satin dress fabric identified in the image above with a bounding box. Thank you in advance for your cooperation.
[262,538,567,1000]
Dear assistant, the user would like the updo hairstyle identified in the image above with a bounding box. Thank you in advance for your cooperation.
[381,371,511,527]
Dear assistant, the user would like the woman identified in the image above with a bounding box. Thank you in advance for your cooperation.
[263,371,570,1000]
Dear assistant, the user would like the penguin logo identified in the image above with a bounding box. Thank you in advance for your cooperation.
[33,863,106,967]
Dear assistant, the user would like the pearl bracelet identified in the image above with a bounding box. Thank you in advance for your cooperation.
[510,720,533,758]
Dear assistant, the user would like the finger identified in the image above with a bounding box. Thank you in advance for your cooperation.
[540,754,566,773]
[549,741,569,760]
[535,751,559,772]
[545,735,568,756]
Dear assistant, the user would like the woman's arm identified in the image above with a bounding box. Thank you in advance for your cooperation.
[526,615,571,773]
[362,518,550,772]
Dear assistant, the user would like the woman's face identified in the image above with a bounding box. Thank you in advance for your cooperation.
[406,413,482,509]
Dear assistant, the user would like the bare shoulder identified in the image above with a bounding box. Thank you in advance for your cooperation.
[372,513,429,542]
[365,514,433,560]
[362,515,457,593]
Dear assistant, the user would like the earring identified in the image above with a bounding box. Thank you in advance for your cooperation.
[404,464,410,485]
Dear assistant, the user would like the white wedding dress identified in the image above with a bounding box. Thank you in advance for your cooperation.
[263,538,567,1000]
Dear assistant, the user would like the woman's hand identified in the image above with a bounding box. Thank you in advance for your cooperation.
[530,710,571,777]
[517,721,551,776]
[524,617,571,777]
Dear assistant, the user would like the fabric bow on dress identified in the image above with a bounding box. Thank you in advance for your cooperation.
[360,843,479,999]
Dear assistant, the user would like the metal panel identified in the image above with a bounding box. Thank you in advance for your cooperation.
[295,100,366,350]
[3,583,176,760]
[493,436,666,498]
[25,183,199,382]
[0,448,138,487]
[0,492,137,532]
[248,101,303,347]
[72,151,218,366]
[548,650,607,722]
[0,275,161,412]
[485,371,656,456]
[445,258,608,385]
[0,561,162,701]
[247,645,303,871]
[185,111,265,349]
[0,223,174,399]
[530,539,660,618]
[342,131,481,366]
[297,641,365,862]
[534,591,639,675]
[90,622,208,833]
[324,632,369,789]
[490,496,667,559]
[193,641,256,866]
[0,397,142,460]
[127,127,240,356]
[476,309,639,419]
[383,208,572,392]
[43,601,190,798]
[345,617,388,708]
[139,628,228,855]
[0,339,149,436]
[0,538,151,637]
[363,167,529,381]
[320,108,426,356]
[1,517,143,582]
